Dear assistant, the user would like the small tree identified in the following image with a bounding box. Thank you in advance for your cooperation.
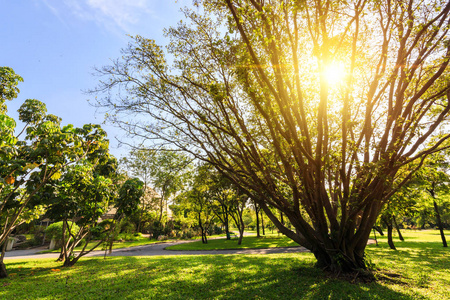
[105,178,144,254]
[0,67,106,277]
[43,137,117,267]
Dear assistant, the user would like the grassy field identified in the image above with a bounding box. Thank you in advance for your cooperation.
[1,230,448,299]
[166,235,299,250]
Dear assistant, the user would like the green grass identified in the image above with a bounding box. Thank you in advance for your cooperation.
[2,230,448,299]
[166,235,299,250]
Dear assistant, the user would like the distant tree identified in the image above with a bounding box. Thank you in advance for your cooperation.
[104,177,144,254]
[209,171,235,240]
[93,1,450,274]
[415,154,450,247]
[122,150,191,224]
[176,164,216,243]
[121,150,157,232]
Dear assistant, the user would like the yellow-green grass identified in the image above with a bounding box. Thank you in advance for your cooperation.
[166,235,299,250]
[2,230,448,299]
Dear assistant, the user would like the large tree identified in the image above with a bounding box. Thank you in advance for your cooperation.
[93,1,450,273]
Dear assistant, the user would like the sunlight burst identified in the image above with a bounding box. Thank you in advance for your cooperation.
[323,62,346,86]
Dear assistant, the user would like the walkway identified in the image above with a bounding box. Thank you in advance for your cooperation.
[4,240,309,260]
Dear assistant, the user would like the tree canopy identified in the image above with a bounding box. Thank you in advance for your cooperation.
[93,0,450,273]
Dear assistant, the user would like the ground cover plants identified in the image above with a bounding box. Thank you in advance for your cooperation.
[1,230,448,299]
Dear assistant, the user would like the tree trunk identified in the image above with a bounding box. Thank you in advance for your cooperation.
[383,217,396,250]
[433,200,448,247]
[198,212,207,244]
[261,210,265,235]
[237,228,244,245]
[392,215,404,241]
[57,248,64,261]
[0,240,7,278]
[63,256,80,267]
[237,213,245,245]
[372,228,378,246]
[373,225,384,236]
[255,204,260,238]
[158,194,165,223]
[313,247,367,273]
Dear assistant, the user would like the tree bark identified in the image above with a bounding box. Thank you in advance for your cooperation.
[392,215,404,241]
[260,210,265,235]
[198,212,207,244]
[373,225,384,236]
[383,217,396,250]
[433,200,448,247]
[255,204,260,238]
[0,239,8,278]
[225,218,230,240]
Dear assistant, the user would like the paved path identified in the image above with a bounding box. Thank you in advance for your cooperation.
[4,240,309,260]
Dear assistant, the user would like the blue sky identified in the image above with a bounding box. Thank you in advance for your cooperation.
[1,0,192,158]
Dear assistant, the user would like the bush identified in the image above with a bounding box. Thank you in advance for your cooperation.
[33,225,46,245]
[213,225,223,235]
[181,228,196,239]
[45,221,80,241]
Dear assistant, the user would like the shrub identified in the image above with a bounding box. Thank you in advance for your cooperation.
[45,221,80,241]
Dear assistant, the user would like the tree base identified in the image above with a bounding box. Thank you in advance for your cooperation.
[324,268,376,283]
[0,262,7,279]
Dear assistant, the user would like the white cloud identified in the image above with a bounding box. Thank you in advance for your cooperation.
[86,0,155,30]
[42,0,158,34]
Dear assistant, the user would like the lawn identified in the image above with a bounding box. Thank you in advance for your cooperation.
[1,230,448,299]
[166,235,299,250]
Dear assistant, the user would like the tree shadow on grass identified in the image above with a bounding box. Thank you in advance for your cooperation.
[0,254,423,299]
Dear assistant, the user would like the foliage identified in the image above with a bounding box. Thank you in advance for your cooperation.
[121,149,192,224]
[175,164,217,243]
[0,67,117,277]
[45,221,80,241]
[114,178,144,220]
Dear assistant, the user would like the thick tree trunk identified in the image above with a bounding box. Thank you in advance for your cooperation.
[433,200,448,247]
[313,247,367,273]
[392,215,404,241]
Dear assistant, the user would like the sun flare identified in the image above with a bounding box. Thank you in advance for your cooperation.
[323,62,346,85]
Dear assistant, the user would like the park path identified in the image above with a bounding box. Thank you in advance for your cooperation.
[4,239,309,260]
